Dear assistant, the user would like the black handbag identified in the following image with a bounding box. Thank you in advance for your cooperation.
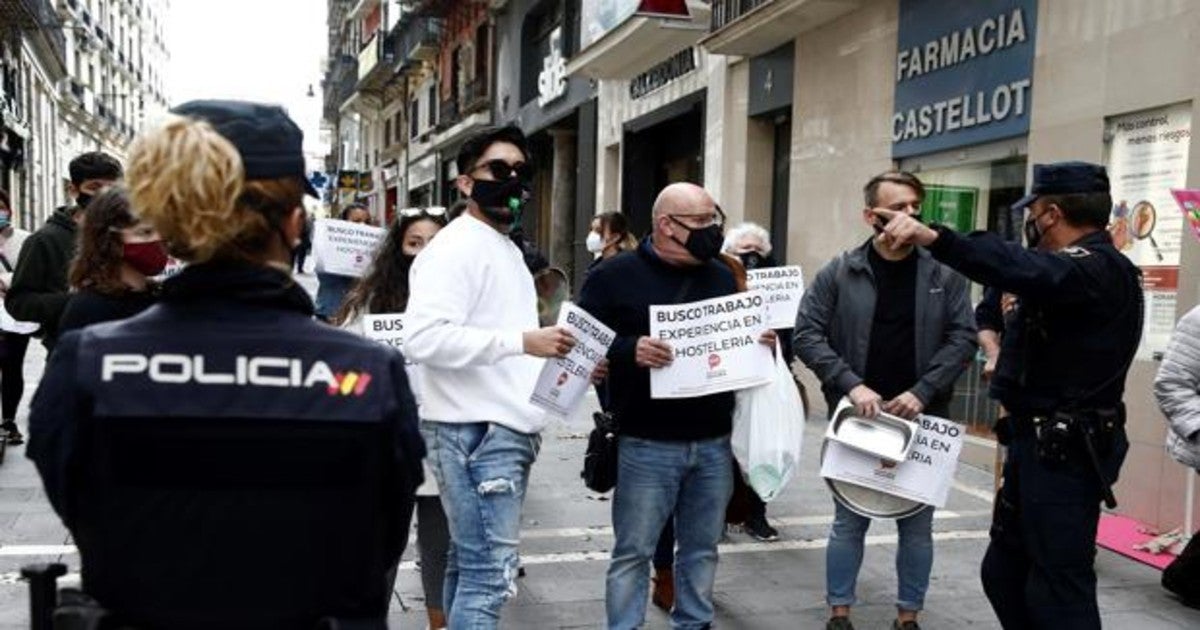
[581,411,619,493]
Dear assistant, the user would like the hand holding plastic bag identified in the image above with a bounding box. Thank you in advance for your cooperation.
[731,341,805,502]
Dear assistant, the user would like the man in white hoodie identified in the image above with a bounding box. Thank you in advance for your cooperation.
[403,125,579,629]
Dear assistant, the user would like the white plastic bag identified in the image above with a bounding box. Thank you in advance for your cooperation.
[731,341,805,502]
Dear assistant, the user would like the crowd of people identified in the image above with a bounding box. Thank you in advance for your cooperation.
[0,97,1186,630]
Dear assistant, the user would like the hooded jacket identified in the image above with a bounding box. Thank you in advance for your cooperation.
[6,206,77,349]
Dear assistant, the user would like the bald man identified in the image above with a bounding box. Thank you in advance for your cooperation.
[578,183,775,630]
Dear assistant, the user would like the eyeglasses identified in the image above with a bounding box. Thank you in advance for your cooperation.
[471,159,533,182]
[668,204,727,230]
[398,206,447,218]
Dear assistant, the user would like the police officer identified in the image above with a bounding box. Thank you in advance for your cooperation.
[874,162,1142,630]
[26,101,424,629]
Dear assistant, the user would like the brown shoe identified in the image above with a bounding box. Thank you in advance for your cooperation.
[651,566,674,611]
[426,606,447,629]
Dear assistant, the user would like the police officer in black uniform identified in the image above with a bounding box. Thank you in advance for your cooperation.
[26,101,424,629]
[873,162,1142,630]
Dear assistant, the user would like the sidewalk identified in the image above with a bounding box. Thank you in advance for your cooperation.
[0,277,1195,628]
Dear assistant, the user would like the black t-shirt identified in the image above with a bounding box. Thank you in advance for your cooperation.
[863,245,918,401]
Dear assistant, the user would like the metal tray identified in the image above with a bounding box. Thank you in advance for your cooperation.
[820,440,928,520]
[824,402,918,463]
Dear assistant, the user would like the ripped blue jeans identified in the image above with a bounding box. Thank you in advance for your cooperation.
[421,421,540,630]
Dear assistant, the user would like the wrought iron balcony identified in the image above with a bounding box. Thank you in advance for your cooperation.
[710,0,772,32]
[395,14,443,71]
[461,77,488,115]
[439,98,459,129]
[1,0,67,70]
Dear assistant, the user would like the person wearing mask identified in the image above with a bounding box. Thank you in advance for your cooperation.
[58,187,166,335]
[403,125,599,628]
[795,171,976,630]
[586,211,638,268]
[871,162,1142,629]
[0,189,38,446]
[26,99,424,627]
[7,151,122,352]
[579,183,776,630]
[314,203,372,321]
[335,207,450,630]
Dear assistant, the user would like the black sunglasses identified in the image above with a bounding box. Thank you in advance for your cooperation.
[472,159,533,182]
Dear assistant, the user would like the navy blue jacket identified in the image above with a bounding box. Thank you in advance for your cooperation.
[27,262,424,629]
[928,227,1142,416]
[578,238,738,441]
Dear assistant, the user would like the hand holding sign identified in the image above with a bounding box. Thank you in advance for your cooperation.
[530,303,615,416]
[636,337,674,368]
[523,326,576,358]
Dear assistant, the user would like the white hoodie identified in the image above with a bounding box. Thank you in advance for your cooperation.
[402,214,548,433]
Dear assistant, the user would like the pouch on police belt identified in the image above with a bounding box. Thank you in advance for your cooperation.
[993,408,1123,456]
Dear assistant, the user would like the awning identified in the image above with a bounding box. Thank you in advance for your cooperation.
[566,0,711,80]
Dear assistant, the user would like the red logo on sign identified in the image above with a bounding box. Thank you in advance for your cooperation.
[556,371,569,387]
[708,354,721,369]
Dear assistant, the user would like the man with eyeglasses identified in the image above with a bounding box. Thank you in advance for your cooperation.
[403,125,596,629]
[578,182,776,630]
[794,171,976,630]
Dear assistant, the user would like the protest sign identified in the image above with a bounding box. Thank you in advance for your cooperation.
[362,313,406,351]
[820,412,965,508]
[649,291,772,399]
[531,303,615,416]
[746,265,805,329]
[313,218,386,277]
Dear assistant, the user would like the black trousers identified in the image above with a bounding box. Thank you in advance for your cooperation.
[981,427,1128,629]
[1,332,30,421]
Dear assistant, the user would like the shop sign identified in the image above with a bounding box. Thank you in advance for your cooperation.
[629,48,696,100]
[409,154,436,190]
[537,27,568,107]
[382,162,399,184]
[338,171,359,191]
[892,0,1037,158]
[358,171,375,192]
[921,185,978,233]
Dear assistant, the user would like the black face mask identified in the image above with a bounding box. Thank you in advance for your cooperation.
[76,193,93,210]
[400,253,417,267]
[669,218,724,262]
[1023,211,1046,249]
[470,178,529,226]
[739,251,765,270]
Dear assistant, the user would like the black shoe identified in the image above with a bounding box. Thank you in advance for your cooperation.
[893,620,921,630]
[2,422,22,446]
[826,617,855,630]
[744,515,779,542]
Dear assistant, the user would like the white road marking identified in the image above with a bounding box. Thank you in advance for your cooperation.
[0,529,993,583]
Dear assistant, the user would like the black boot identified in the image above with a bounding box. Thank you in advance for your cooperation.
[3,421,23,446]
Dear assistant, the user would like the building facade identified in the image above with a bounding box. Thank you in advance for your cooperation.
[566,0,1200,533]
[0,0,169,229]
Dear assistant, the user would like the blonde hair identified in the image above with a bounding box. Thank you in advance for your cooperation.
[126,114,303,263]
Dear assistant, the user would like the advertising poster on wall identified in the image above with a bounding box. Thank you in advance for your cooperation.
[1104,101,1192,359]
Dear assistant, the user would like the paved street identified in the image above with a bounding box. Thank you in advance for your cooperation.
[0,271,1192,628]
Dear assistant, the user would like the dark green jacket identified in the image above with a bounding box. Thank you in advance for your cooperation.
[7,206,77,350]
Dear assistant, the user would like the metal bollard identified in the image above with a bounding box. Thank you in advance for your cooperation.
[21,563,67,630]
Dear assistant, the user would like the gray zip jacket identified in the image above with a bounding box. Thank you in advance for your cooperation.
[1154,305,1200,470]
[793,240,977,412]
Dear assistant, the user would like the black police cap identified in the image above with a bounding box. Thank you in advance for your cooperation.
[1011,161,1110,211]
[170,99,318,198]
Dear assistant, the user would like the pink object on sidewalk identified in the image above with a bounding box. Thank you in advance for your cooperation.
[1096,513,1176,570]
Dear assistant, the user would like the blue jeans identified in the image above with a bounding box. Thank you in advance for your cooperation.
[826,500,934,612]
[606,435,734,630]
[422,421,540,630]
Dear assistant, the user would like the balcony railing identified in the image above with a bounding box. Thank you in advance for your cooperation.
[9,0,68,69]
[439,98,459,129]
[395,15,443,69]
[710,0,772,32]
[461,77,488,114]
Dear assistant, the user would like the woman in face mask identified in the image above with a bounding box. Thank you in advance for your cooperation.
[586,211,638,268]
[333,206,451,630]
[58,186,166,336]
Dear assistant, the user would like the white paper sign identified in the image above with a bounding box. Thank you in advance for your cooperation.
[649,292,772,399]
[530,303,615,416]
[746,266,805,329]
[313,218,386,277]
[820,410,965,508]
[362,313,406,351]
